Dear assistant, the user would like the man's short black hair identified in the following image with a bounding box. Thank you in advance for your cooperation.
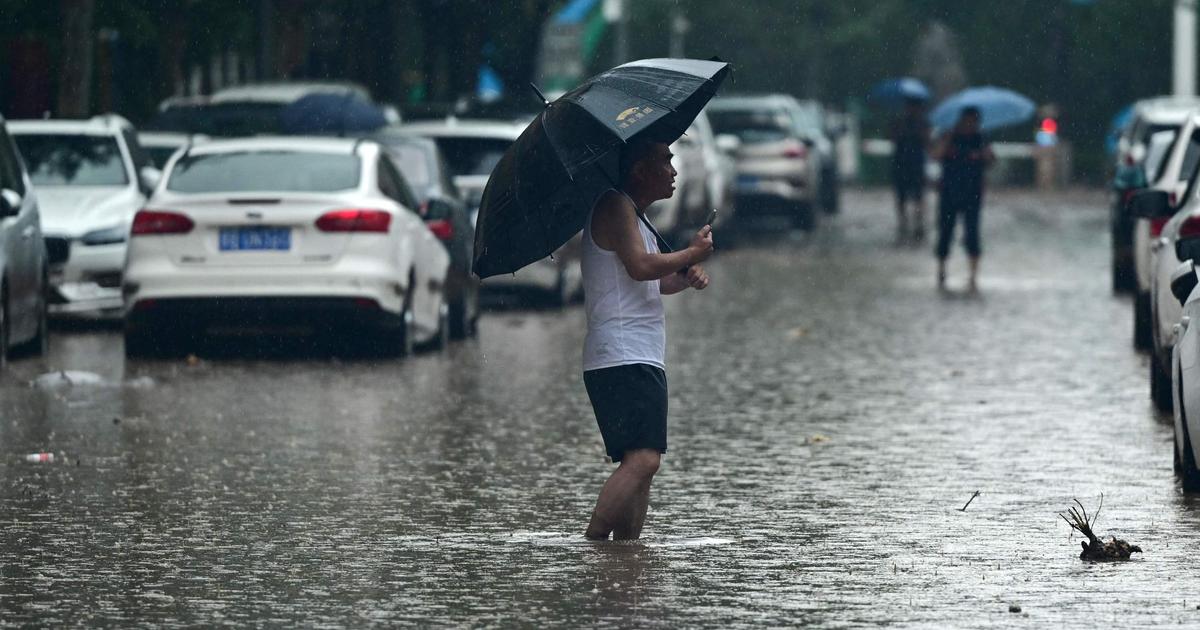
[962,105,982,119]
[619,137,663,185]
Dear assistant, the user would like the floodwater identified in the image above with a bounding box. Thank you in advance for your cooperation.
[3,189,1199,627]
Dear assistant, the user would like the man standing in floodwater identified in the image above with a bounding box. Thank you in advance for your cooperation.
[580,139,713,541]
[933,106,994,291]
[891,97,931,243]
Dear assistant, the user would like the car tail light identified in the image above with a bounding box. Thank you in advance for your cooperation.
[1151,216,1172,237]
[426,219,454,241]
[315,209,392,233]
[1180,216,1200,240]
[353,297,379,309]
[782,143,807,159]
[131,210,194,236]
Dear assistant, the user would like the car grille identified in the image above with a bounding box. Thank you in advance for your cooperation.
[44,237,70,266]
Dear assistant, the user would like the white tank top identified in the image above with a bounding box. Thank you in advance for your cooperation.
[581,191,666,372]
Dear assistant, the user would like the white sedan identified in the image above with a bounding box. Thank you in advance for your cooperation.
[0,117,48,366]
[1171,259,1200,490]
[122,137,450,357]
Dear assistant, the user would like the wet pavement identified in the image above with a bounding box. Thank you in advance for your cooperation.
[3,188,1199,627]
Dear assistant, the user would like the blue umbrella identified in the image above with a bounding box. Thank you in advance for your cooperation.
[929,86,1035,133]
[280,92,388,136]
[868,77,931,109]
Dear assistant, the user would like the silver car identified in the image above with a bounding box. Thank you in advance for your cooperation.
[0,115,49,366]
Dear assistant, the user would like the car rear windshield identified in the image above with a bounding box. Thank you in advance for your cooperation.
[707,109,793,144]
[13,134,129,186]
[432,137,511,176]
[166,150,361,193]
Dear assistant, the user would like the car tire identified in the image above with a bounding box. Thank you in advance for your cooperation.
[432,298,450,351]
[1134,291,1152,351]
[821,173,840,215]
[1152,350,1175,412]
[1176,365,1200,491]
[124,317,174,358]
[387,288,415,358]
[449,281,478,339]
[15,271,49,358]
[1112,235,1134,293]
[0,285,9,371]
[792,201,816,231]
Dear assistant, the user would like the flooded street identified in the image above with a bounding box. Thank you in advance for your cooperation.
[4,188,1199,627]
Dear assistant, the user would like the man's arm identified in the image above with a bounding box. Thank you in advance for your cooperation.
[593,191,712,282]
[660,265,709,295]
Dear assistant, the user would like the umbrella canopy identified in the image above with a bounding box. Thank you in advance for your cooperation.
[280,92,388,136]
[472,58,730,279]
[867,77,930,109]
[929,86,1035,133]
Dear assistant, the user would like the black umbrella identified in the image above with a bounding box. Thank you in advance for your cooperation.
[472,58,730,279]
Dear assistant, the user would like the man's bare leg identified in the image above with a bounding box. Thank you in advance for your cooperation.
[585,449,661,541]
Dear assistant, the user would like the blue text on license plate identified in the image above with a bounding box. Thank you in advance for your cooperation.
[737,175,759,186]
[219,227,291,251]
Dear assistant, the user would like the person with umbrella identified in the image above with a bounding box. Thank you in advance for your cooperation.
[932,106,994,291]
[890,96,932,243]
[471,58,729,541]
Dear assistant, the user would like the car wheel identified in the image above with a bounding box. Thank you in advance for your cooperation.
[449,282,478,340]
[1176,364,1200,491]
[1134,291,1152,351]
[22,271,49,357]
[821,173,840,215]
[792,201,816,231]
[387,288,415,358]
[0,285,9,371]
[1152,350,1174,412]
[432,298,450,351]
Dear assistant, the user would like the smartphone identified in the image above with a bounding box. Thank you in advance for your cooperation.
[705,209,718,227]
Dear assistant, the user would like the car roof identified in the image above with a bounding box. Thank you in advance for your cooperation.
[210,81,372,104]
[398,118,527,140]
[183,135,377,157]
[138,131,208,147]
[708,94,802,110]
[1134,97,1200,124]
[8,115,133,136]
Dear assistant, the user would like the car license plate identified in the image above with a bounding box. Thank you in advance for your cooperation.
[737,174,759,187]
[219,227,291,251]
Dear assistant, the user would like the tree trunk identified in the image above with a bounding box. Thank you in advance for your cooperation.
[57,0,95,117]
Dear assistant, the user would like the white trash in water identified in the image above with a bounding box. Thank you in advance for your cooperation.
[25,453,54,463]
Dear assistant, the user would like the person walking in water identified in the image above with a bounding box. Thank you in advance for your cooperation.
[581,138,713,541]
[891,96,931,243]
[933,106,994,291]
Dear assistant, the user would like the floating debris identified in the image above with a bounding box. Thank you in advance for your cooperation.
[960,490,981,512]
[787,327,808,340]
[1008,604,1021,613]
[24,453,54,463]
[804,434,829,445]
[1059,496,1142,561]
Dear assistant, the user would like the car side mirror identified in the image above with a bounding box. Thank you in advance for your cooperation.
[1172,260,1198,305]
[715,134,740,154]
[0,188,21,218]
[1131,189,1171,218]
[139,166,162,194]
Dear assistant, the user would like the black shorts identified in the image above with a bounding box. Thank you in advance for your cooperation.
[583,363,668,462]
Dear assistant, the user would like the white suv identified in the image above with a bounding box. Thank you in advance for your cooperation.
[9,116,160,315]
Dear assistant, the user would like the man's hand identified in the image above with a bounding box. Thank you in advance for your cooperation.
[686,264,709,290]
[688,225,714,265]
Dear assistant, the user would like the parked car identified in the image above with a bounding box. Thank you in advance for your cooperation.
[399,118,582,305]
[1136,164,1200,411]
[121,136,449,357]
[707,94,823,230]
[648,109,734,245]
[138,131,208,169]
[791,98,841,215]
[9,115,160,315]
[1111,97,1200,292]
[0,114,49,367]
[1133,119,1198,351]
[372,129,479,338]
[1169,257,1200,489]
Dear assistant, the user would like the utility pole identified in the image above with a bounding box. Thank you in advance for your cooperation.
[669,8,689,58]
[604,0,628,65]
[1176,0,1197,96]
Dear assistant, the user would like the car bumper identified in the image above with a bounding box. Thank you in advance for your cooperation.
[47,240,126,313]
[123,264,410,317]
[125,296,405,332]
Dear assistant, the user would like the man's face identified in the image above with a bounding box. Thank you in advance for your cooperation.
[632,143,677,201]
